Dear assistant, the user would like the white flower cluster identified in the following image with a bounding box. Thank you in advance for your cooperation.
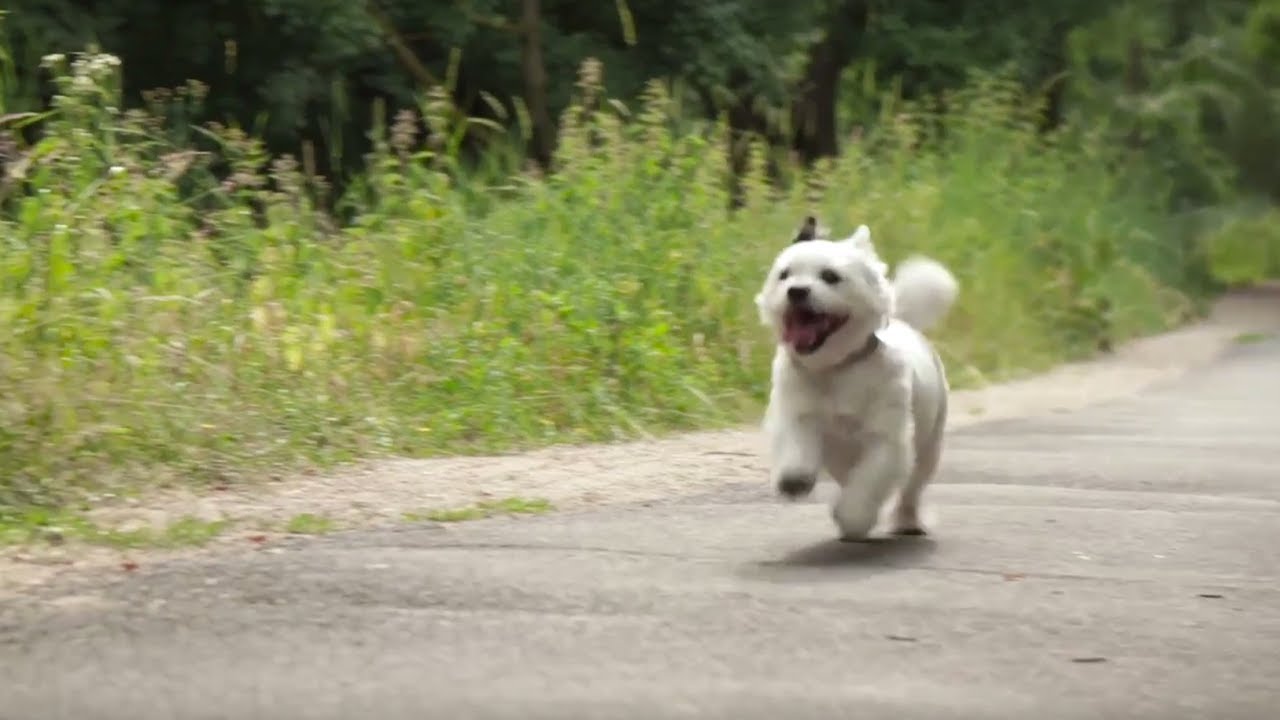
[42,49,124,110]
[42,49,122,84]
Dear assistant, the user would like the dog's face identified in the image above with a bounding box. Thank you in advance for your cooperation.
[755,219,892,360]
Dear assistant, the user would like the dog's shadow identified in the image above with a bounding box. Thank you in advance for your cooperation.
[742,534,938,583]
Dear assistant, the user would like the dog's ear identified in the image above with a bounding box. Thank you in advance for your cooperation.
[792,216,819,244]
[844,224,888,275]
[847,224,873,252]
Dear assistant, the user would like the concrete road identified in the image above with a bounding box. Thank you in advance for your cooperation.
[3,339,1279,720]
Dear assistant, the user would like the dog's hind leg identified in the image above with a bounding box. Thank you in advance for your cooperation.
[891,402,946,536]
[890,440,939,536]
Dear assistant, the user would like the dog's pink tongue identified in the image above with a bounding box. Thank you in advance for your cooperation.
[783,324,818,348]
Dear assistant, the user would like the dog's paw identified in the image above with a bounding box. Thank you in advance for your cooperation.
[775,472,817,499]
[890,506,928,536]
[831,503,878,540]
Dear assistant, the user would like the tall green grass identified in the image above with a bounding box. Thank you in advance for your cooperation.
[0,52,1206,510]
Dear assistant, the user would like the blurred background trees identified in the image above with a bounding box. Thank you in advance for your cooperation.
[3,0,1278,205]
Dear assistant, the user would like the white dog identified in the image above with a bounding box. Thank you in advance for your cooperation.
[755,217,959,541]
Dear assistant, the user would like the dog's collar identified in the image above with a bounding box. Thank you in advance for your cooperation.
[836,333,881,368]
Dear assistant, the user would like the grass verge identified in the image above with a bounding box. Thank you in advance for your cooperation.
[1233,331,1273,344]
[1,509,230,549]
[404,497,555,523]
[283,513,336,535]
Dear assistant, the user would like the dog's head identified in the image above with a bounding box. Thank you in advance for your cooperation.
[755,217,892,365]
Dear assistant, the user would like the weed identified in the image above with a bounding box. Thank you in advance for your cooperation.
[405,497,555,523]
[159,516,232,547]
[0,509,229,548]
[284,513,335,535]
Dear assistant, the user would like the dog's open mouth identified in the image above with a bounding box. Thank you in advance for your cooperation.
[782,307,848,354]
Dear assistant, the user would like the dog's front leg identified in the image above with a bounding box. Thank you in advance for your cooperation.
[832,427,912,541]
[768,413,824,499]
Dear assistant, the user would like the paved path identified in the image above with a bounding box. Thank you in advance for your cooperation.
[3,338,1279,720]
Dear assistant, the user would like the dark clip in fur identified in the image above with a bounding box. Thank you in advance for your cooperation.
[792,216,819,244]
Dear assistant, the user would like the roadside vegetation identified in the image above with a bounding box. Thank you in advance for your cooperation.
[1,0,1278,527]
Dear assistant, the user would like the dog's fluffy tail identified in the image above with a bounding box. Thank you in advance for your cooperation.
[891,256,958,333]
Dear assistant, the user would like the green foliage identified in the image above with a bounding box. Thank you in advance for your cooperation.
[0,51,1204,512]
[1066,0,1280,203]
[1203,208,1280,285]
[4,0,1279,209]
[859,0,1086,96]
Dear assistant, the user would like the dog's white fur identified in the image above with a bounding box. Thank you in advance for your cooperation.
[755,223,959,540]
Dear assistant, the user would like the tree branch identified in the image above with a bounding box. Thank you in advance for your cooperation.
[364,0,440,90]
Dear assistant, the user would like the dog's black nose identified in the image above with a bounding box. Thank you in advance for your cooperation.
[787,285,810,303]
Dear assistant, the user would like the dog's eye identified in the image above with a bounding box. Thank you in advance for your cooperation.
[819,269,841,285]
[778,268,790,281]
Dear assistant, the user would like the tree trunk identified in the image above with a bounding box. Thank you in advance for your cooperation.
[1169,0,1197,46]
[1123,36,1148,148]
[790,0,869,165]
[1036,19,1072,134]
[726,90,766,209]
[721,70,785,210]
[520,0,556,170]
[791,40,842,163]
